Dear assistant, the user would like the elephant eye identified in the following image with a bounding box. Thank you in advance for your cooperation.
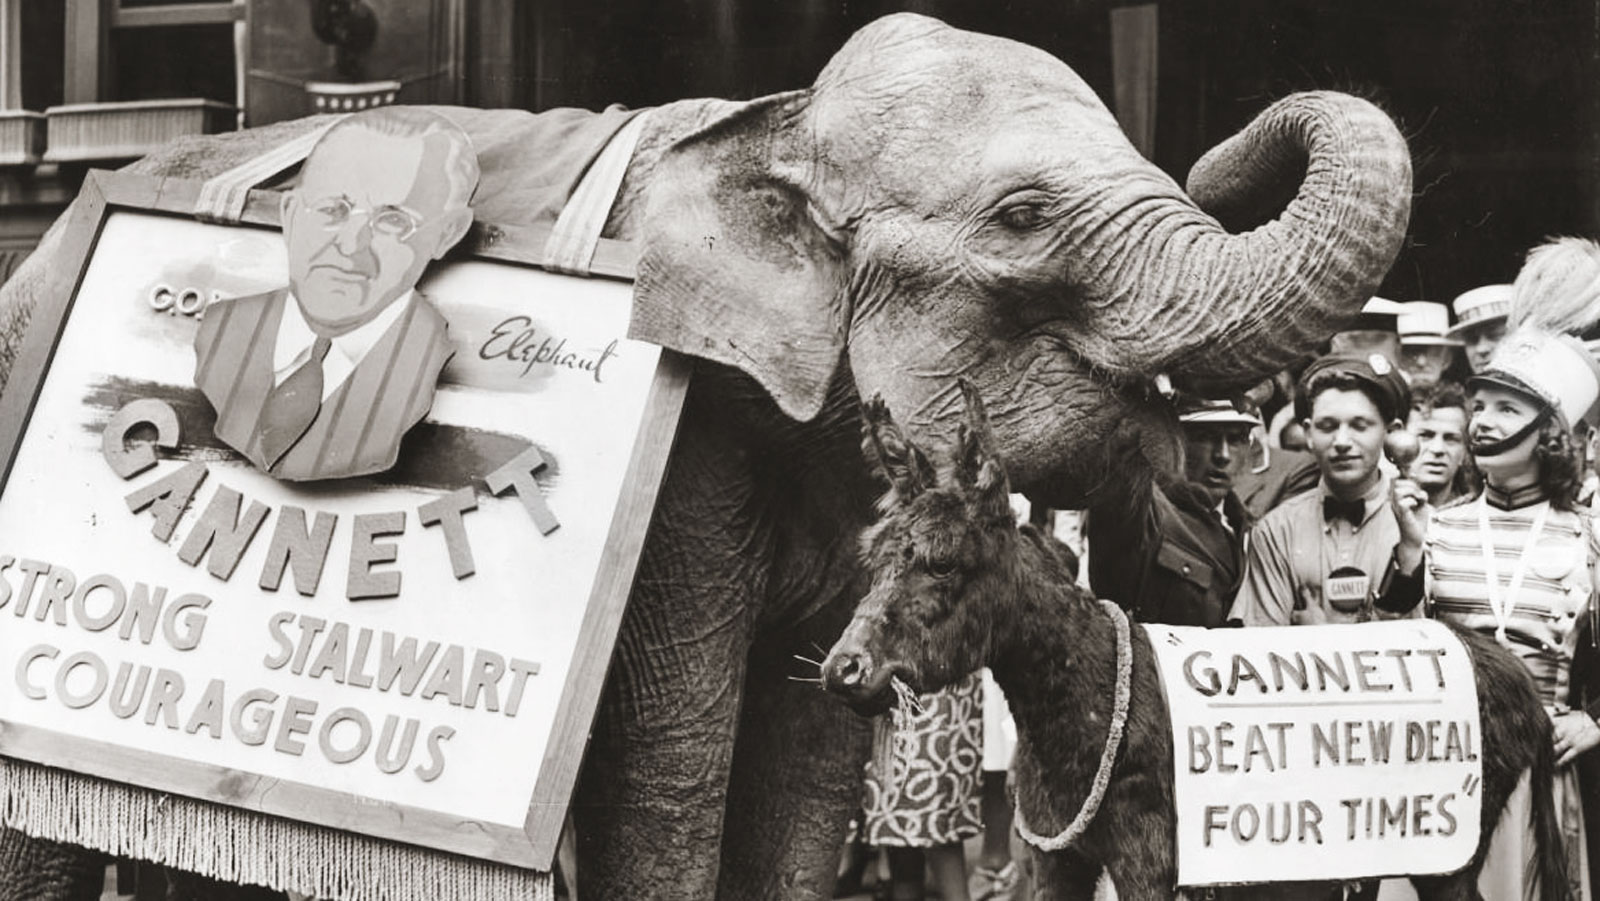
[997,202,1048,231]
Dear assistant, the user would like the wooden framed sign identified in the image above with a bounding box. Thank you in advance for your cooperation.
[0,168,688,871]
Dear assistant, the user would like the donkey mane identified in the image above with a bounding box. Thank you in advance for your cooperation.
[1016,521,1079,587]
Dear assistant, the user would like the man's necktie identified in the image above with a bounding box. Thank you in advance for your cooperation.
[257,336,332,468]
[1322,496,1365,527]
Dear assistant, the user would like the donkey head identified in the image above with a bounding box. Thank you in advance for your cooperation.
[822,381,1018,713]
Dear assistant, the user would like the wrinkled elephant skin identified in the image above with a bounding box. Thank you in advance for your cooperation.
[0,13,1411,901]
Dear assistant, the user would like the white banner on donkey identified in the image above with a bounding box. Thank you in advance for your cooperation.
[1144,620,1482,887]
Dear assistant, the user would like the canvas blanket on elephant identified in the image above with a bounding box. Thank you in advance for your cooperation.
[0,12,1416,901]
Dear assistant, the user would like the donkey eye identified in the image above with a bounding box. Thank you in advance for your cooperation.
[926,558,958,579]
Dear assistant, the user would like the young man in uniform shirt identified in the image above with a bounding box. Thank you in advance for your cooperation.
[1228,353,1417,626]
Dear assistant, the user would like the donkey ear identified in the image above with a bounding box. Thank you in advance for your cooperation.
[632,90,848,422]
[954,380,1009,507]
[862,395,933,498]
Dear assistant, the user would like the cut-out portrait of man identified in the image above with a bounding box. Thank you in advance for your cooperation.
[193,108,479,481]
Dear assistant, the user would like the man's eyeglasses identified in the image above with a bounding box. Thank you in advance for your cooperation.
[303,196,422,241]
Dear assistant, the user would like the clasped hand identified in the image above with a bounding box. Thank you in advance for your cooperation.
[1553,709,1600,766]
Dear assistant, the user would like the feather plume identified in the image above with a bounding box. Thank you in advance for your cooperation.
[1508,236,1600,335]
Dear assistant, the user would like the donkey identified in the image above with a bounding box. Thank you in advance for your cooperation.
[821,381,1566,901]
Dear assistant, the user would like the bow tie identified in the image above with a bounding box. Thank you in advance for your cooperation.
[1322,496,1365,527]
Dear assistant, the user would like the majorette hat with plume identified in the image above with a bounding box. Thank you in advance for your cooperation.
[1469,237,1600,430]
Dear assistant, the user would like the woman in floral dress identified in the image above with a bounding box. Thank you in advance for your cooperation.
[860,671,984,901]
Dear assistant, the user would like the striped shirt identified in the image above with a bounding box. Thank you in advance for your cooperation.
[1427,497,1592,707]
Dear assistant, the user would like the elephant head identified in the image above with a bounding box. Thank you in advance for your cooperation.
[631,13,1411,504]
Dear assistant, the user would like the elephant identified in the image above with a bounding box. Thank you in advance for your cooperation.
[0,11,1412,901]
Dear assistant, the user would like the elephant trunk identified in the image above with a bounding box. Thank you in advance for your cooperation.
[1070,92,1412,391]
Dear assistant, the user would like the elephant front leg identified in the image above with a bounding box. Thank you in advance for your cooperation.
[572,591,754,899]
[571,418,765,900]
[716,606,874,900]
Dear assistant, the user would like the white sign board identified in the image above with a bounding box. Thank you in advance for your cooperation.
[1144,621,1482,887]
[0,191,686,870]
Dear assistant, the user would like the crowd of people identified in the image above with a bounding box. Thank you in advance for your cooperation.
[835,237,1600,901]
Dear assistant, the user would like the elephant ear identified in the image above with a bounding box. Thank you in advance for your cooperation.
[631,90,849,422]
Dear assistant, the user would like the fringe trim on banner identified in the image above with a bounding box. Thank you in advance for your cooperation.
[0,759,552,901]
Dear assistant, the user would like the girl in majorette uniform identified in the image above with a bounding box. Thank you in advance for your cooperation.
[1388,238,1600,900]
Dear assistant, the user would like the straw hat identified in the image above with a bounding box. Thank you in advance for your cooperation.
[1445,284,1512,339]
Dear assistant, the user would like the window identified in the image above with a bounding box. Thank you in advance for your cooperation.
[65,0,244,110]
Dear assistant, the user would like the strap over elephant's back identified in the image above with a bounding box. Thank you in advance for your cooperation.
[192,105,647,230]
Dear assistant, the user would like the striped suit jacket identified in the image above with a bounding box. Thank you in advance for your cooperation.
[193,289,454,481]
